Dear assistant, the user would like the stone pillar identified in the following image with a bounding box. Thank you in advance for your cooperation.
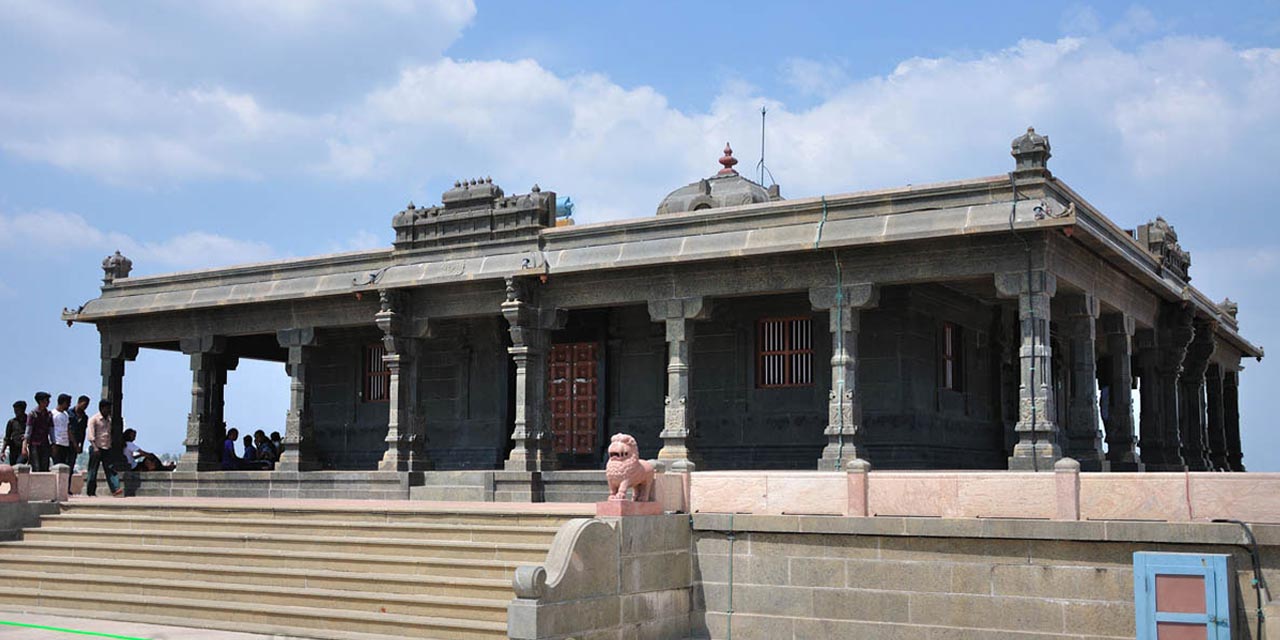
[995,270,1060,471]
[503,279,562,472]
[1204,364,1228,471]
[1100,313,1141,470]
[1223,371,1244,471]
[1062,293,1105,471]
[276,328,320,472]
[1134,329,1164,467]
[99,339,138,461]
[647,297,713,470]
[809,284,878,470]
[376,291,429,472]
[1178,318,1215,472]
[1146,303,1194,471]
[179,336,228,471]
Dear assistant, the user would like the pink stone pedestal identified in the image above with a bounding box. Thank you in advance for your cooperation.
[596,500,664,517]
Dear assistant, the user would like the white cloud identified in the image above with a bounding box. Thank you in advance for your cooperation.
[783,58,851,97]
[0,210,277,272]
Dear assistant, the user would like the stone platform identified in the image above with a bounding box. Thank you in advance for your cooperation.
[100,469,613,503]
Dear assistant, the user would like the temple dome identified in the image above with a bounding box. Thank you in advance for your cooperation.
[656,143,780,215]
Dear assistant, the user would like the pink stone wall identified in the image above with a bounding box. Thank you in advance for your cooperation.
[688,468,1280,524]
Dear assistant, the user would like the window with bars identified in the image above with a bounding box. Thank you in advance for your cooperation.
[363,343,390,402]
[757,317,814,388]
[942,322,964,392]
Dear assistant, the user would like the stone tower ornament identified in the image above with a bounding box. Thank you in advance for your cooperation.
[101,250,133,285]
[1011,126,1051,178]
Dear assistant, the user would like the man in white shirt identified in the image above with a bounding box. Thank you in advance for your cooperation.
[50,394,75,499]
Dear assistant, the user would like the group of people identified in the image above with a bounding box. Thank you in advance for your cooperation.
[3,392,176,498]
[221,428,284,470]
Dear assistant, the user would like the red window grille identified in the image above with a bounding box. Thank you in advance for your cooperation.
[757,317,814,388]
[363,343,390,402]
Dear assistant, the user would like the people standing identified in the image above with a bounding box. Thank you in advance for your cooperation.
[51,394,75,496]
[4,401,26,465]
[23,392,53,472]
[85,400,122,497]
[69,395,90,468]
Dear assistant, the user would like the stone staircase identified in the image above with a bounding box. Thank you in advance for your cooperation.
[0,498,593,639]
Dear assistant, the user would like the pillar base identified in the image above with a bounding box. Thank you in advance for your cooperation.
[1008,441,1060,471]
[818,443,861,471]
[656,441,698,471]
[505,451,558,472]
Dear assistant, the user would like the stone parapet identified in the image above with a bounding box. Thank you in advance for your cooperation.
[508,514,692,640]
[690,467,1280,524]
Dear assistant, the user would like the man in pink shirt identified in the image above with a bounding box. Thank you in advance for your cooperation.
[84,400,121,497]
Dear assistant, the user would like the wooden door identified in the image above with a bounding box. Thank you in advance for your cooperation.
[548,342,599,456]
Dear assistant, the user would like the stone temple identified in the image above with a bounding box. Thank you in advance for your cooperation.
[63,128,1263,498]
[29,127,1278,640]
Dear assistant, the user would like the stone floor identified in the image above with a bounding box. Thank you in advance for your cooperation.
[0,612,292,639]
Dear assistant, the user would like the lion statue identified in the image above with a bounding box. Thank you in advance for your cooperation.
[0,463,16,497]
[605,433,655,502]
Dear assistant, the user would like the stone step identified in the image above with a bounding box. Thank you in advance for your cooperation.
[0,589,507,640]
[21,526,550,562]
[5,570,509,622]
[39,512,561,543]
[0,540,530,579]
[0,604,441,640]
[2,554,514,600]
[60,501,584,527]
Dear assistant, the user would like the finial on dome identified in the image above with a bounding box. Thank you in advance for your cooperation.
[717,143,739,176]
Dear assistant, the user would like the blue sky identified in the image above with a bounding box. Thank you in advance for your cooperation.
[1,1,1277,469]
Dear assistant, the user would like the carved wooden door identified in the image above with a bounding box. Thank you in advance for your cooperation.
[548,342,599,455]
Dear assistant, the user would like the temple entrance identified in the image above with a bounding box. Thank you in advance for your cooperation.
[548,341,600,467]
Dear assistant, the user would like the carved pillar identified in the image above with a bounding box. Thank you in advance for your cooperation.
[809,284,878,469]
[1223,371,1244,471]
[99,338,138,461]
[376,291,429,472]
[1100,313,1141,470]
[1134,329,1164,467]
[1204,364,1228,471]
[277,328,320,472]
[503,279,562,472]
[1146,303,1194,471]
[179,336,228,471]
[1062,293,1105,470]
[647,296,713,470]
[995,270,1060,471]
[1178,318,1215,472]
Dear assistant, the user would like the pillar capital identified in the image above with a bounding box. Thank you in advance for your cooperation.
[1100,312,1135,337]
[276,327,318,349]
[647,296,713,323]
[179,335,227,355]
[100,340,139,362]
[808,283,879,311]
[994,270,1057,300]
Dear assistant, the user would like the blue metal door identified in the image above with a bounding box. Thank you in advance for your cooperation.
[1134,552,1233,639]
